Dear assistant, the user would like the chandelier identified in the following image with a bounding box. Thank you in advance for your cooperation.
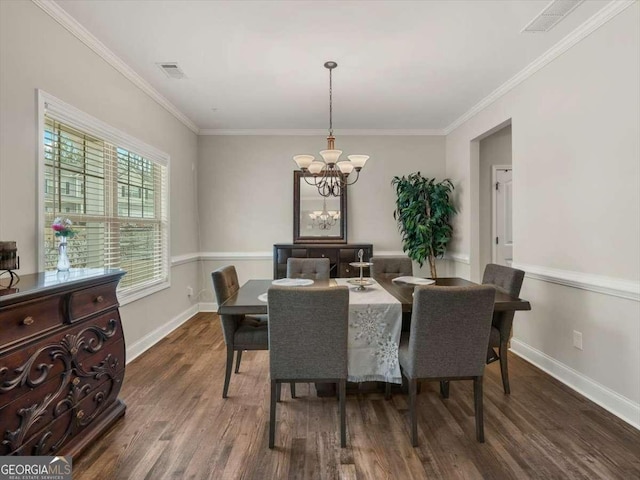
[293,61,369,197]
[309,197,340,230]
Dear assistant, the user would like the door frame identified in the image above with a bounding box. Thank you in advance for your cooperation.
[491,165,512,264]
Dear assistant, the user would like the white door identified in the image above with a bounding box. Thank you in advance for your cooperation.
[493,167,513,266]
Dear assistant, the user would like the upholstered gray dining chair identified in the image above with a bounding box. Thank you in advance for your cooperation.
[286,257,331,280]
[370,256,413,277]
[396,285,495,446]
[482,263,525,394]
[267,285,349,449]
[212,265,296,398]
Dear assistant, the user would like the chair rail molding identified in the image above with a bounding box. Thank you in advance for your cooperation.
[512,263,640,302]
[201,252,273,261]
[445,252,471,265]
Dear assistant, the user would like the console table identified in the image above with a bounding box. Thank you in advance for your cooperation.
[0,269,126,456]
[273,243,373,279]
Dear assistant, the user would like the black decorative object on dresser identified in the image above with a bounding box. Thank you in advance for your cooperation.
[0,269,126,456]
[273,244,373,279]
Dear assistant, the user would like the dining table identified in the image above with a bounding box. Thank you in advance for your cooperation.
[217,276,531,393]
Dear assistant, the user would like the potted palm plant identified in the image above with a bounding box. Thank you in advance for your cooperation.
[391,173,456,278]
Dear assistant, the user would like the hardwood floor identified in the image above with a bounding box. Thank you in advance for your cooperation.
[73,313,640,479]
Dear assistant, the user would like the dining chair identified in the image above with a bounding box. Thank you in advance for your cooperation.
[212,265,296,398]
[396,285,495,446]
[482,263,525,394]
[370,256,413,277]
[267,285,349,449]
[286,257,331,280]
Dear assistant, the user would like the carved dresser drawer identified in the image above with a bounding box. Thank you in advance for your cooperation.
[0,295,62,349]
[0,269,126,458]
[68,281,119,323]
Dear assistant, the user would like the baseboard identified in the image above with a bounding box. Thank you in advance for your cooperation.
[199,302,218,312]
[510,338,640,430]
[126,304,199,363]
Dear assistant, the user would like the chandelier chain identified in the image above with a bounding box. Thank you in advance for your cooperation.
[329,67,333,136]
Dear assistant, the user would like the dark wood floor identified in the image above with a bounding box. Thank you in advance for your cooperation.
[73,313,640,479]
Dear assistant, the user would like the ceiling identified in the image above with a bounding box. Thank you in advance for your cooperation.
[54,0,609,132]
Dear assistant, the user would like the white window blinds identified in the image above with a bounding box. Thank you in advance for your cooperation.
[42,114,169,296]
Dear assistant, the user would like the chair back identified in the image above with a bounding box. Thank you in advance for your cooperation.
[286,258,331,280]
[268,286,349,380]
[482,264,525,297]
[407,286,495,378]
[212,265,242,345]
[370,256,413,277]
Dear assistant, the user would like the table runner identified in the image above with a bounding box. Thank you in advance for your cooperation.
[335,278,403,384]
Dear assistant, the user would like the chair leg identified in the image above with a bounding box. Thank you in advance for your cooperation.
[474,376,485,443]
[385,382,391,400]
[269,380,277,448]
[339,379,346,448]
[276,382,282,402]
[290,382,296,398]
[235,350,243,374]
[409,378,418,447]
[222,346,234,398]
[499,341,510,394]
[439,380,450,399]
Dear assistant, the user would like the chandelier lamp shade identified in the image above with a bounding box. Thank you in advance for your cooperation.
[293,61,369,197]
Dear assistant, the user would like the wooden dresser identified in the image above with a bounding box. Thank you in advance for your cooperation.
[273,243,373,279]
[0,269,126,456]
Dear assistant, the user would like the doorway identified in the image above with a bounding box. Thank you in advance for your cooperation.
[492,166,513,266]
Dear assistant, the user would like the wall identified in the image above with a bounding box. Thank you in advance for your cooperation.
[197,134,447,296]
[0,0,201,359]
[479,124,512,271]
[445,4,639,426]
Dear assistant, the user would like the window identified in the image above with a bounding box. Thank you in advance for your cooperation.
[39,91,170,301]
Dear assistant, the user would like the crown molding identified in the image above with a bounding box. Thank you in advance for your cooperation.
[198,129,445,136]
[32,0,200,135]
[32,0,633,137]
[512,262,640,302]
[443,0,636,135]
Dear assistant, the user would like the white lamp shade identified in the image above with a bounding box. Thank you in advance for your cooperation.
[319,150,342,165]
[293,154,315,169]
[308,161,325,174]
[348,155,369,169]
[337,161,354,174]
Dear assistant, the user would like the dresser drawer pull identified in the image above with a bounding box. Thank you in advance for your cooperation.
[95,295,104,303]
[76,410,85,419]
[22,316,35,326]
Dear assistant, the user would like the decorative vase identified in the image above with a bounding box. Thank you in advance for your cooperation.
[57,237,70,272]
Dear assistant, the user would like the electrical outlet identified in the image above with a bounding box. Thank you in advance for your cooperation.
[573,330,583,350]
[187,286,193,297]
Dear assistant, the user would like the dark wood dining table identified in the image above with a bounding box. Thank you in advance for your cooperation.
[217,276,531,396]
[216,276,531,316]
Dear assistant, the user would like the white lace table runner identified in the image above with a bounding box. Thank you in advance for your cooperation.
[335,278,403,384]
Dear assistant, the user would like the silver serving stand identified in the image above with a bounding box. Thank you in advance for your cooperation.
[347,261,374,291]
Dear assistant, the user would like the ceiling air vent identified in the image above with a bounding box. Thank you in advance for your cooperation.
[156,62,186,79]
[522,0,584,33]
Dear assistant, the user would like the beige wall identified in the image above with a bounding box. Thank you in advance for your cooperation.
[0,1,201,351]
[445,3,639,417]
[197,134,447,285]
[479,124,512,271]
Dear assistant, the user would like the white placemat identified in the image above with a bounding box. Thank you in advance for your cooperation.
[271,278,315,286]
[391,276,435,286]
